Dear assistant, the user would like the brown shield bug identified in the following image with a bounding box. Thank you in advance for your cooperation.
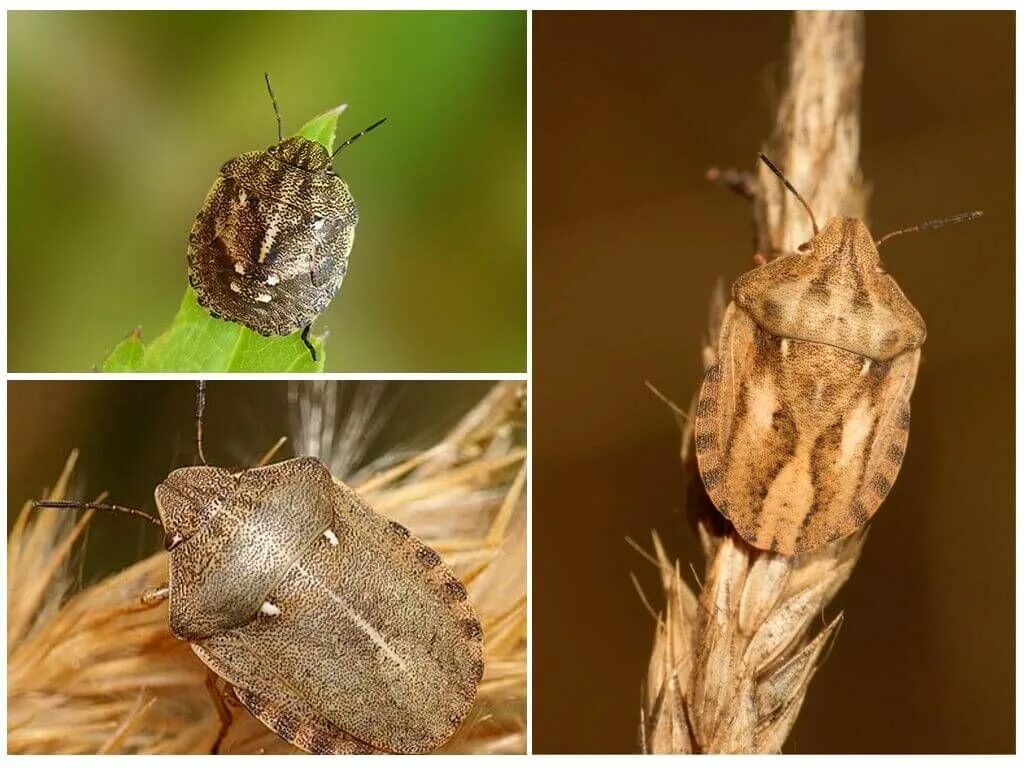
[694,154,981,555]
[187,75,386,361]
[34,383,482,754]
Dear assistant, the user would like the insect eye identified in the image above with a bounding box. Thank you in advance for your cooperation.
[164,531,184,551]
[797,241,811,253]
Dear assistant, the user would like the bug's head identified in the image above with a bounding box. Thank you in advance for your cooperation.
[759,152,982,266]
[269,136,334,172]
[797,214,881,272]
[151,380,240,551]
[756,154,884,283]
[154,466,238,551]
[262,73,386,177]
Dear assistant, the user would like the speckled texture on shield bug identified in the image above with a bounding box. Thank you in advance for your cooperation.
[693,154,981,556]
[35,384,481,754]
[187,75,386,360]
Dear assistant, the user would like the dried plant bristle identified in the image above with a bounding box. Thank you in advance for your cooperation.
[8,382,526,755]
[641,11,866,754]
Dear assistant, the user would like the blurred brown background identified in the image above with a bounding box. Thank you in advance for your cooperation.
[7,381,492,581]
[533,11,1014,754]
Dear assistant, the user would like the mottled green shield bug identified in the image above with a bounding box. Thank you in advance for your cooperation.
[34,383,482,754]
[187,76,386,360]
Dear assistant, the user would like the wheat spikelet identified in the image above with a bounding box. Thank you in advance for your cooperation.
[641,11,867,754]
[8,382,526,755]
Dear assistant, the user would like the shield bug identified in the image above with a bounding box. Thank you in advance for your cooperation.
[694,154,981,555]
[187,75,386,361]
[34,383,482,754]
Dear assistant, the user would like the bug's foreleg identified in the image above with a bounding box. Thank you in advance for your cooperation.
[140,585,170,606]
[111,585,169,617]
[706,166,757,200]
[300,325,317,362]
[205,671,235,754]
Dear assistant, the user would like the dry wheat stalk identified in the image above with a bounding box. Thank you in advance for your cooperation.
[8,382,526,755]
[641,11,868,754]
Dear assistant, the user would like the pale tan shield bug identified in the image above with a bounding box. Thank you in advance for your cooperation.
[35,383,482,754]
[694,155,981,555]
[187,75,386,361]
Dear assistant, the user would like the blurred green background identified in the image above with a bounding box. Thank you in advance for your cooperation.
[8,11,526,372]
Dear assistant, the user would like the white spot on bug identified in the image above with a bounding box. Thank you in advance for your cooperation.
[861,358,872,376]
[266,274,280,286]
[229,281,242,294]
[256,293,272,303]
[257,211,281,263]
[813,380,825,408]
[323,528,339,547]
[234,262,246,275]
[237,190,248,205]
[747,380,777,433]
[780,338,790,356]
[260,601,281,617]
[838,398,874,467]
[313,218,326,231]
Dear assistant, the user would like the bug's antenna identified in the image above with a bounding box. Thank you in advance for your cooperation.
[331,117,388,158]
[196,380,208,466]
[875,210,984,247]
[264,72,283,143]
[33,499,162,527]
[758,152,819,235]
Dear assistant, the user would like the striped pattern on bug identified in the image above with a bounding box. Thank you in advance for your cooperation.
[694,214,924,555]
[186,76,385,360]
[186,136,359,341]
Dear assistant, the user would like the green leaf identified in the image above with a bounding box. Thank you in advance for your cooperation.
[300,103,347,152]
[102,328,146,372]
[100,104,347,373]
[102,289,325,372]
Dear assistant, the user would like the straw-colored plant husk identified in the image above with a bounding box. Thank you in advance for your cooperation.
[641,11,868,754]
[8,381,526,755]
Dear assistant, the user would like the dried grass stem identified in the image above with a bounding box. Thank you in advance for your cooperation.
[642,11,867,755]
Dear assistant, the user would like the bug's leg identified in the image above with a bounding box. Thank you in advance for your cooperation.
[105,585,168,617]
[706,166,757,200]
[255,436,288,467]
[751,248,786,266]
[205,671,235,754]
[222,684,242,709]
[140,585,169,606]
[300,325,317,362]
